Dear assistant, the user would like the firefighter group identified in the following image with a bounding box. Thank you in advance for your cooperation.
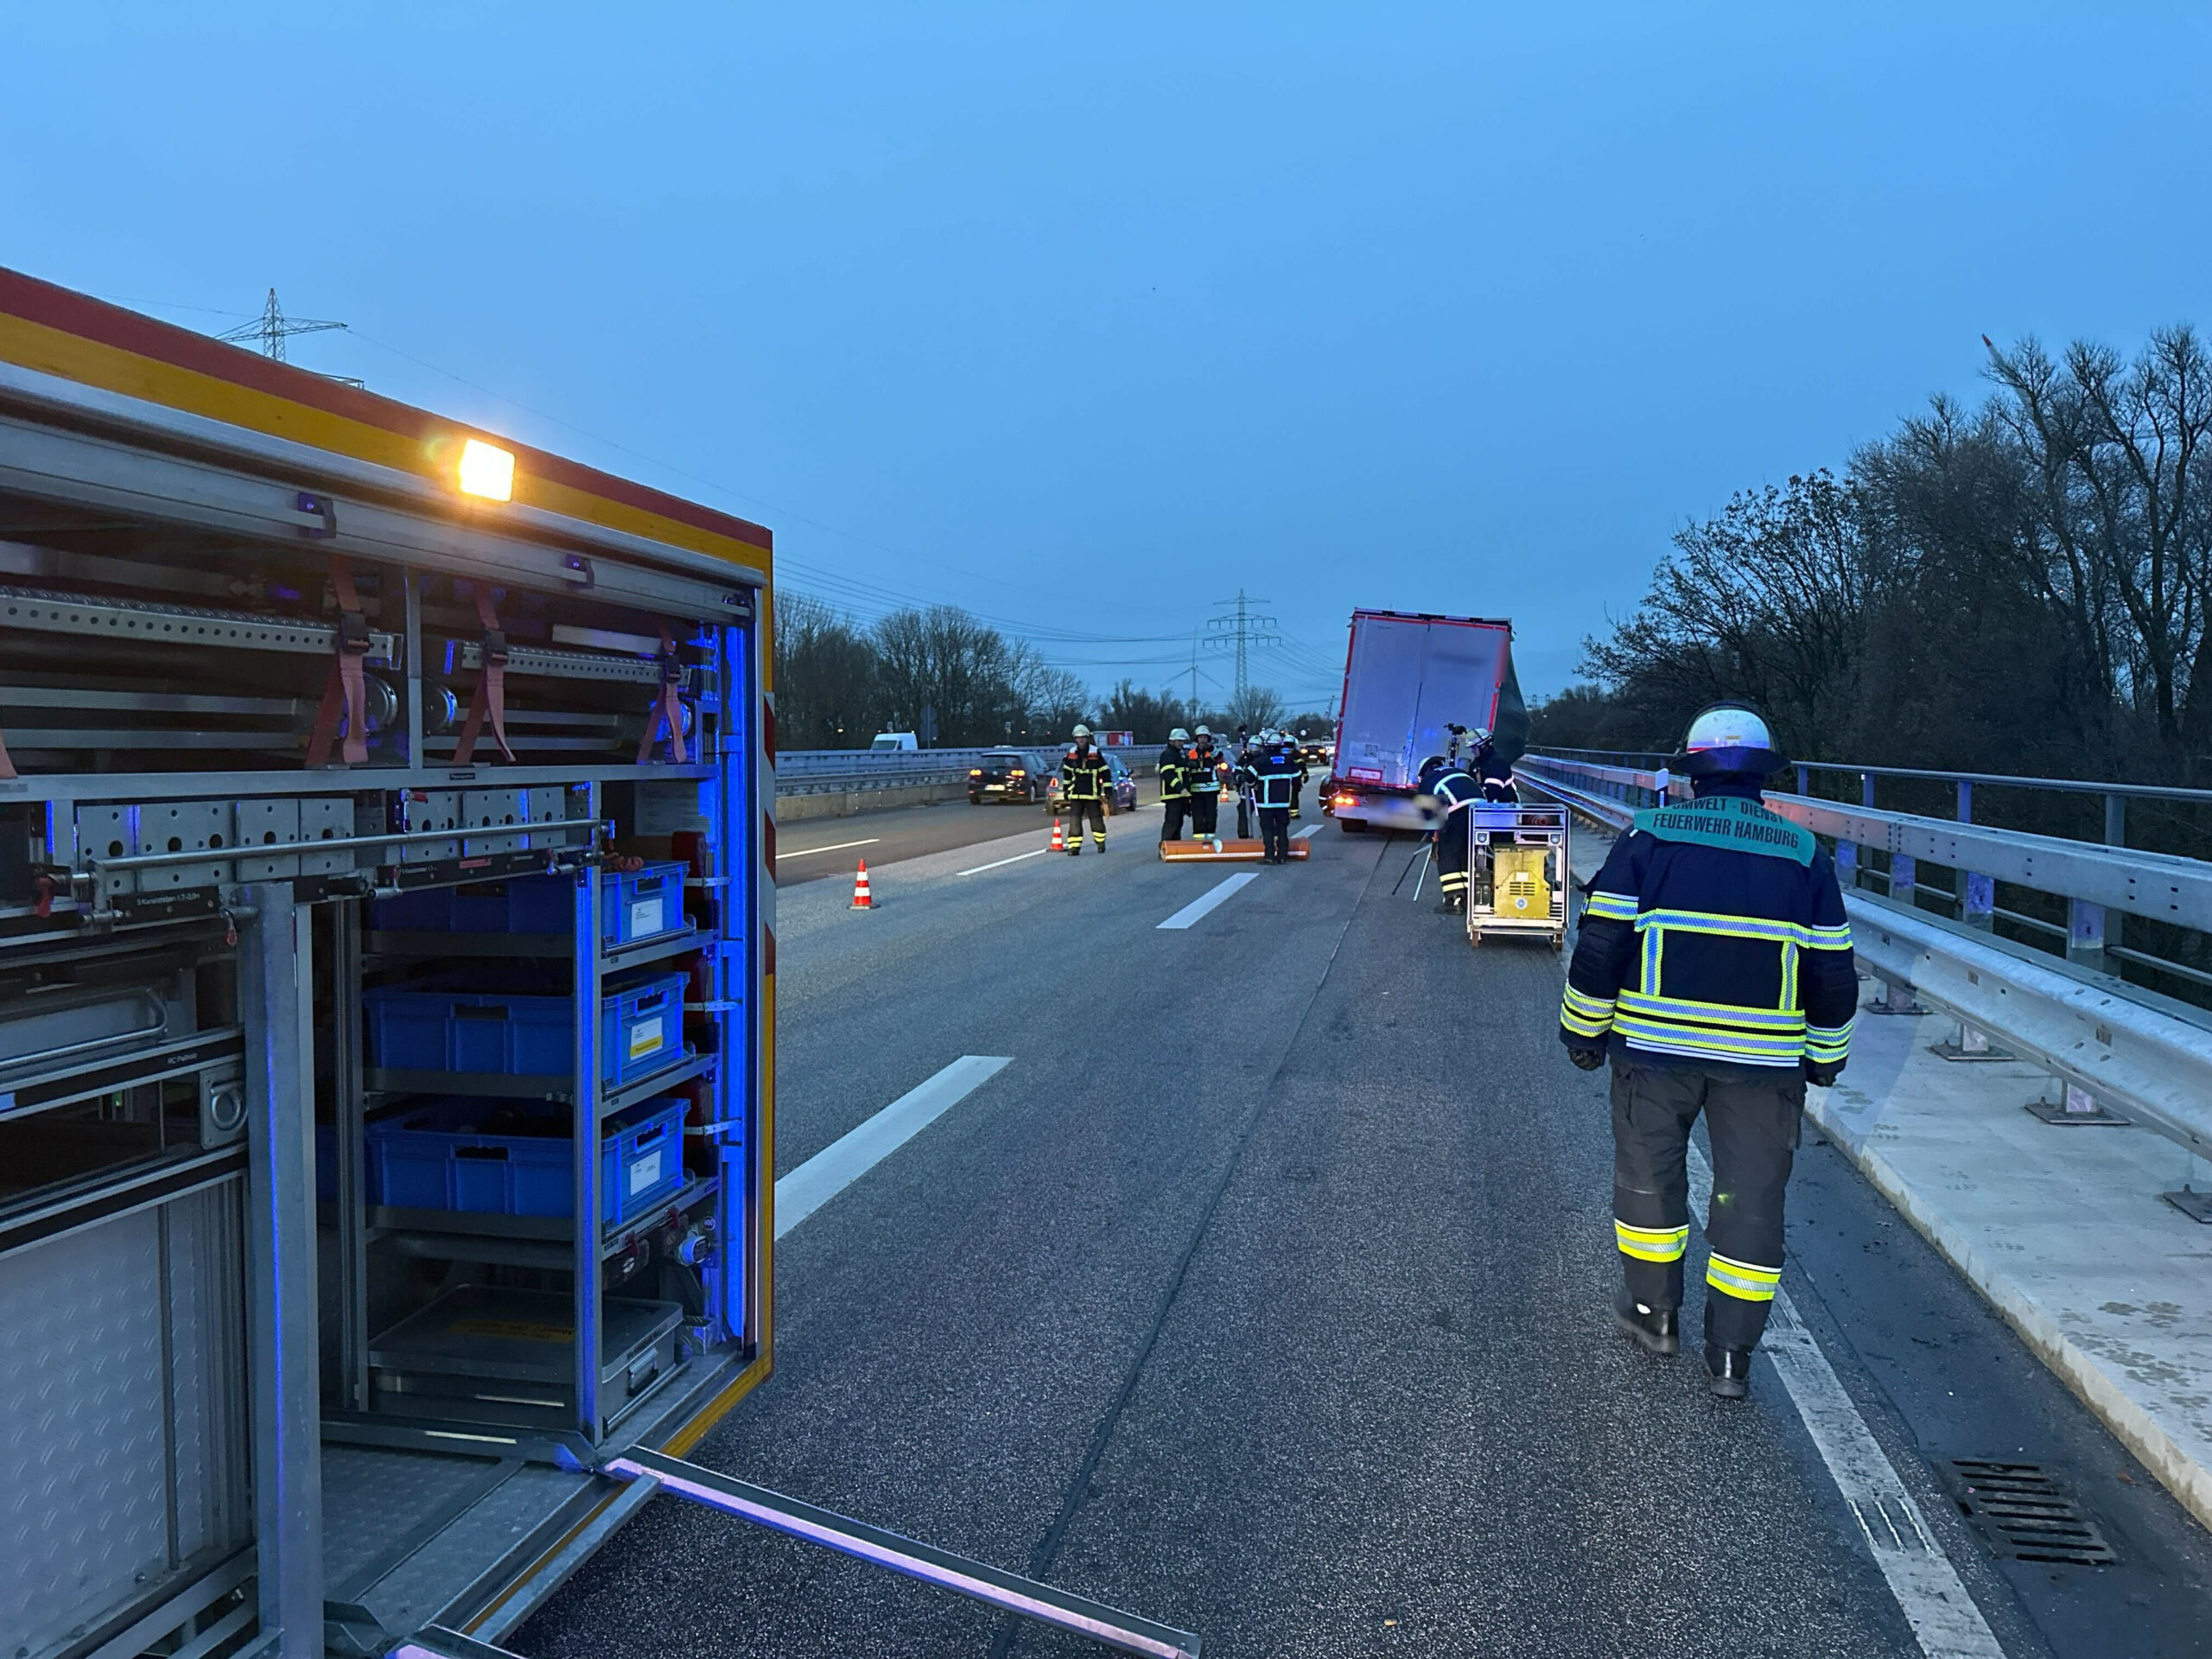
[1052,723,1310,864]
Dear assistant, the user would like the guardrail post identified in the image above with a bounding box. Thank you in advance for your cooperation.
[2067,899,2109,971]
[2105,792,2126,961]
[1891,852,1916,905]
[1796,764,1809,796]
[1955,779,1995,930]
[1835,838,1858,888]
[2025,1077,2129,1128]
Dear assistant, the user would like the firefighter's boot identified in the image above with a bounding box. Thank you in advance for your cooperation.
[1705,1343,1752,1401]
[1613,1287,1679,1357]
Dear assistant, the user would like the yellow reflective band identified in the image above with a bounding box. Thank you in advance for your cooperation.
[1615,1219,1688,1262]
[1613,1016,1803,1064]
[1617,991,1805,1032]
[1804,1020,1853,1059]
[1561,1010,1613,1039]
[1635,908,1822,948]
[1641,923,1664,992]
[1586,891,1639,922]
[1564,984,1616,1013]
[1806,921,1853,949]
[1706,1251,1782,1302]
[1780,940,1799,1009]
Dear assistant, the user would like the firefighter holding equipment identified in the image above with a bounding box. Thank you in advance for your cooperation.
[1186,727,1224,838]
[1558,703,1853,1400]
[1158,727,1192,843]
[1059,725,1110,855]
[1418,752,1482,912]
[1253,732,1302,862]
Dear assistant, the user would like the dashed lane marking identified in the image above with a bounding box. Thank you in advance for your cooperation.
[958,848,1052,876]
[1157,872,1257,931]
[1294,823,1322,839]
[779,836,881,860]
[776,1056,1012,1238]
[1687,1147,2005,1656]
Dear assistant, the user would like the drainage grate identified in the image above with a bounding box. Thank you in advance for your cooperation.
[1944,1460,2117,1567]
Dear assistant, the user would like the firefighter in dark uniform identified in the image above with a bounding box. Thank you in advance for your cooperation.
[1468,726,1518,803]
[1157,726,1192,843]
[1234,729,1257,839]
[1288,737,1311,819]
[1186,726,1224,838]
[1417,752,1481,913]
[1559,703,1854,1399]
[1254,732,1301,862]
[1058,725,1110,855]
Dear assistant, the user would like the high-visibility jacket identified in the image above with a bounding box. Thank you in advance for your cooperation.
[1428,766,1481,817]
[1186,745,1224,795]
[1060,747,1109,801]
[1560,783,1854,1075]
[1157,742,1191,800]
[1254,743,1302,809]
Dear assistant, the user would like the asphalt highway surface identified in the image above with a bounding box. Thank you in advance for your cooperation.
[524,811,2212,1657]
[775,796,1105,885]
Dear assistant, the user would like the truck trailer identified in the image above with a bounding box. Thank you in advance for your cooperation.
[0,268,777,1659]
[1324,609,1525,833]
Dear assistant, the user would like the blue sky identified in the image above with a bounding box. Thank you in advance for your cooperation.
[5,4,2208,709]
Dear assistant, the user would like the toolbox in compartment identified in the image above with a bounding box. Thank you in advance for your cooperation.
[373,863,687,944]
[360,1096,687,1221]
[363,971,687,1083]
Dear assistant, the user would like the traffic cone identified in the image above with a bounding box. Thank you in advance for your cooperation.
[849,861,873,910]
[1050,819,1065,851]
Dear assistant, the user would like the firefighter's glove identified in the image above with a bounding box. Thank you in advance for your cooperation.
[1802,1058,1842,1088]
[1566,1043,1607,1072]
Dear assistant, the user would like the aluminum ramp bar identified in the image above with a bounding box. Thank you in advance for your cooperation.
[603,1449,1203,1658]
[389,1629,529,1659]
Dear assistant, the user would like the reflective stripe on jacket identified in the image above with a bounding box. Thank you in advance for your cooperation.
[1560,785,1855,1073]
[1187,747,1224,794]
[1060,749,1109,801]
[1157,743,1190,799]
[1255,745,1301,808]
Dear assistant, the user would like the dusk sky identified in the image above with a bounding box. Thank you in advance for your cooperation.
[7,4,2207,709]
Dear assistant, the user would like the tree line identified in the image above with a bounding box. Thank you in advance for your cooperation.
[775,593,1332,750]
[1536,326,2212,788]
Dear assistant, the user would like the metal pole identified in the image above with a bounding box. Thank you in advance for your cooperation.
[238,883,324,1657]
[573,800,605,1445]
[2105,792,2126,961]
[331,902,370,1412]
[403,568,426,772]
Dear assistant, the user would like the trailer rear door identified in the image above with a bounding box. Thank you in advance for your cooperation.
[1335,614,1509,791]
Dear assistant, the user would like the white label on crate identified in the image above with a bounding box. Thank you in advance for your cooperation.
[628,1148,666,1195]
[629,896,665,938]
[628,1016,665,1060]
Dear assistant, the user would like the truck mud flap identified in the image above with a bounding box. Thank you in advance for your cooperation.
[602,1449,1204,1658]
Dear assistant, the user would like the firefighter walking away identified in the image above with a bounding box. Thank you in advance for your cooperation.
[1418,748,1482,912]
[1253,730,1301,863]
[1557,703,1854,1399]
[1059,725,1110,855]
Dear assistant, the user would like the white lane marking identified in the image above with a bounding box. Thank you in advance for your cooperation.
[1294,823,1322,839]
[958,848,1052,877]
[776,1056,1011,1238]
[1687,1147,2004,1656]
[1157,872,1257,931]
[780,837,881,860]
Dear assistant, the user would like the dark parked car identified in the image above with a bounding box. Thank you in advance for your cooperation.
[1046,750,1139,815]
[968,750,1051,804]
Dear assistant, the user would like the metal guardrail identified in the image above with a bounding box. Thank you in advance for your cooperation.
[1517,755,2212,1164]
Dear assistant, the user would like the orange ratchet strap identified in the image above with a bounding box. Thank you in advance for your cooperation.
[306,556,372,767]
[451,583,515,766]
[637,625,690,764]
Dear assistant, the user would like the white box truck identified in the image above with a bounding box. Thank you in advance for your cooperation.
[1324,609,1525,833]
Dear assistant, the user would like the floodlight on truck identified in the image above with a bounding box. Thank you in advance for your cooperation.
[458,436,517,499]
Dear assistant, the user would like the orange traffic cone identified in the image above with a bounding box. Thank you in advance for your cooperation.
[850,861,873,910]
[1049,819,1065,851]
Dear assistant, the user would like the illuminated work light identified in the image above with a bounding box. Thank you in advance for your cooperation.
[458,438,516,501]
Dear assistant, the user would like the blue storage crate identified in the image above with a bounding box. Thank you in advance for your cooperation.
[361,1096,687,1219]
[365,971,689,1084]
[370,865,686,942]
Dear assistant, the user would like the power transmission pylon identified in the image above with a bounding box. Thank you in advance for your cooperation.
[1204,589,1282,702]
[217,289,350,366]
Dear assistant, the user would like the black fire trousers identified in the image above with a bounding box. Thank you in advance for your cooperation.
[1189,793,1219,836]
[1437,809,1471,900]
[1610,1059,1803,1353]
[1160,797,1188,842]
[1258,806,1290,861]
[1064,799,1106,849]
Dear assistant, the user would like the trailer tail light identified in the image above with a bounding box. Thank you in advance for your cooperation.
[1332,791,1358,809]
[458,438,516,501]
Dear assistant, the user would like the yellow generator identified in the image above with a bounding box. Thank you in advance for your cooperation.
[1465,803,1570,950]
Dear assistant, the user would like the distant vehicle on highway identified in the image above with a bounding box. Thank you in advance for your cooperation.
[969,749,1052,804]
[1047,750,1139,815]
[870,731,918,751]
